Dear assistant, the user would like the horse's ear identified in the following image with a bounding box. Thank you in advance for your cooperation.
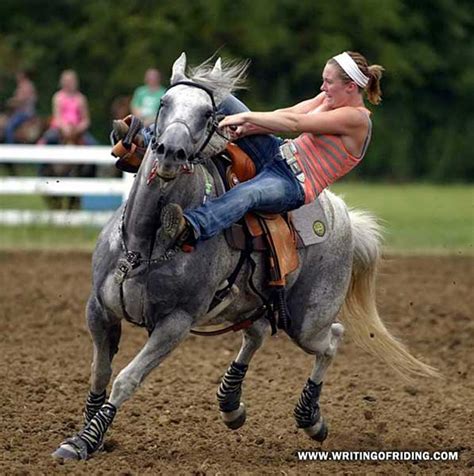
[171,52,187,84]
[211,57,222,75]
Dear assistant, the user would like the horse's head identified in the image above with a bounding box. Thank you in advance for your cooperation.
[148,53,248,181]
[150,53,223,180]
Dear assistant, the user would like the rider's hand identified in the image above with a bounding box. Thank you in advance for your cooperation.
[218,112,248,129]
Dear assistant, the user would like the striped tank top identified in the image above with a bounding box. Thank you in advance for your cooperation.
[291,109,372,203]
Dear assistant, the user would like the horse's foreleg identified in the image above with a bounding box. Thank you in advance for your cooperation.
[53,309,192,460]
[217,318,270,430]
[294,322,344,442]
[84,297,122,425]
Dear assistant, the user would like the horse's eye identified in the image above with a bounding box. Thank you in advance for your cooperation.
[204,109,213,119]
[160,99,167,108]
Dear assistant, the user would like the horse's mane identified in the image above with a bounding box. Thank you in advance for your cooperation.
[188,57,249,99]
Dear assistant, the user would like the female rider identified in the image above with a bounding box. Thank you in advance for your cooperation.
[162,51,384,248]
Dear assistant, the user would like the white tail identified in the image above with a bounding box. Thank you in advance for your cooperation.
[339,209,440,381]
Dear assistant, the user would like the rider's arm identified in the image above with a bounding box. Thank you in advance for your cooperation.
[274,92,326,114]
[221,93,328,139]
[220,107,363,136]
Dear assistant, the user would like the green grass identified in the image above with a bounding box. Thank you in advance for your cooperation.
[1,184,473,253]
[330,183,473,254]
[1,194,48,210]
[0,224,100,250]
[0,194,103,249]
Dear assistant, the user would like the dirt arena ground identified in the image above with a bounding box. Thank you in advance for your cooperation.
[1,251,473,475]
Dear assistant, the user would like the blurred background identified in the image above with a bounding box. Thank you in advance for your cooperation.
[0,0,472,253]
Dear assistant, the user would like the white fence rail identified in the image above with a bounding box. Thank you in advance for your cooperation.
[0,144,134,226]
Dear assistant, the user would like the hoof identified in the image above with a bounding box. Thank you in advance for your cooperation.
[51,444,82,460]
[52,436,89,460]
[221,402,246,430]
[303,417,328,443]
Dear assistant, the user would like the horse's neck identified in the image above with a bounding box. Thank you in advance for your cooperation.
[123,171,161,256]
[123,161,208,257]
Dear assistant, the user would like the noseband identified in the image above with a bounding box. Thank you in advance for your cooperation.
[151,80,220,163]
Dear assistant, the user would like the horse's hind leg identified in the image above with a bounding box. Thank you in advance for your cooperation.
[294,322,344,442]
[83,296,122,425]
[217,318,270,430]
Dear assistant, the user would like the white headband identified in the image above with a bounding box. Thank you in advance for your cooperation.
[332,52,369,88]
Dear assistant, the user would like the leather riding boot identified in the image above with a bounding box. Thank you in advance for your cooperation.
[112,119,145,147]
[160,203,196,251]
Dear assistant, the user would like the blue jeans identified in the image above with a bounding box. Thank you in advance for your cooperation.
[184,95,305,241]
[185,154,305,240]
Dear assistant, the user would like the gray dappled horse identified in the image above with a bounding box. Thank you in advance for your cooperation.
[53,54,437,460]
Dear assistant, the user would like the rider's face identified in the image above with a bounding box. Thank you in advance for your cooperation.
[320,63,353,109]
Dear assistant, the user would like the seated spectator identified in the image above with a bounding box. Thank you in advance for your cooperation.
[130,68,166,126]
[5,70,37,144]
[38,69,96,146]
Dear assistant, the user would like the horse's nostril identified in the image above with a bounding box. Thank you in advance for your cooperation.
[156,143,165,155]
[176,149,187,161]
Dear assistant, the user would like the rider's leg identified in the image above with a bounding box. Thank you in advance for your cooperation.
[161,157,305,244]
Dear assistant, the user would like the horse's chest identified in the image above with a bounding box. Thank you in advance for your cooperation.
[102,272,147,326]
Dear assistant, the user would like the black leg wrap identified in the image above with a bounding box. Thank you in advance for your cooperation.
[216,361,248,413]
[78,402,117,454]
[294,379,323,428]
[83,390,107,425]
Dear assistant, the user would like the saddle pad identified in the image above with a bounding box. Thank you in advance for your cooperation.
[291,196,329,246]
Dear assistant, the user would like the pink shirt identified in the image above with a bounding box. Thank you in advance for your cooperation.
[51,91,83,128]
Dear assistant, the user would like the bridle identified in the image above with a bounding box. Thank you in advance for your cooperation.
[150,80,223,164]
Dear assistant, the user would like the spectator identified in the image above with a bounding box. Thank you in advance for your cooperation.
[38,69,96,145]
[130,68,166,126]
[5,70,37,144]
